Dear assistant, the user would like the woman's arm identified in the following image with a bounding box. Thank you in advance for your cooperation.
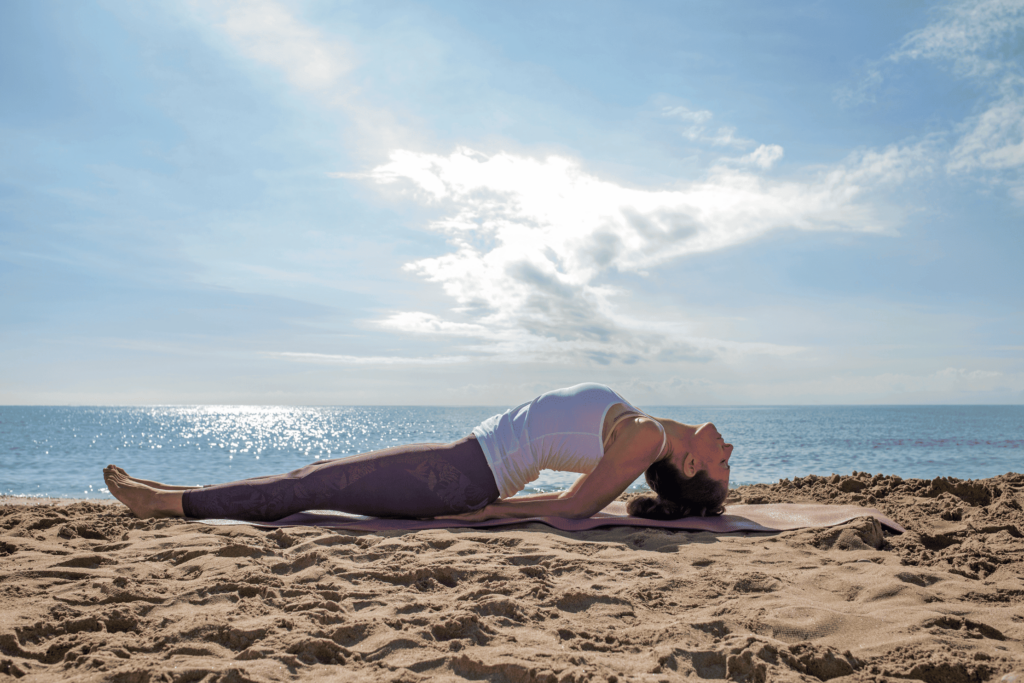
[440,417,664,521]
[504,490,572,502]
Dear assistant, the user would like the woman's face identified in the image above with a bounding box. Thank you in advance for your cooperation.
[674,422,732,488]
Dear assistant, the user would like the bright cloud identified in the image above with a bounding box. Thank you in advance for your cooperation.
[338,144,922,365]
[378,312,489,337]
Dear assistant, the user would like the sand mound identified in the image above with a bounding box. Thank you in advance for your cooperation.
[1,473,1022,681]
[734,471,1024,581]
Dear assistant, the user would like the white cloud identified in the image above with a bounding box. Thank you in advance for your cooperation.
[824,139,937,189]
[891,0,1024,78]
[890,0,1024,179]
[741,144,785,170]
[933,367,1002,380]
[378,312,488,337]
[190,0,408,155]
[949,77,1024,172]
[662,105,755,148]
[194,0,350,91]
[662,105,713,125]
[268,351,470,365]
[845,0,1024,182]
[340,145,923,365]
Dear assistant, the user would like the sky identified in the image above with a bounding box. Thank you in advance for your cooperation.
[1,0,1022,406]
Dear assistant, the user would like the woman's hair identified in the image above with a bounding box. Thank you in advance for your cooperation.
[627,459,728,520]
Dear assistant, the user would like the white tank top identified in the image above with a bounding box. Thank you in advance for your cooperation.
[471,383,665,498]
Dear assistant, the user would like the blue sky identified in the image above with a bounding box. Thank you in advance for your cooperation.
[1,0,1021,406]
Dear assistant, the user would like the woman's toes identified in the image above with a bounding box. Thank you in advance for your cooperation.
[104,468,132,489]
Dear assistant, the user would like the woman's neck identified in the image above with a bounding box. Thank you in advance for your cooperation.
[654,419,697,461]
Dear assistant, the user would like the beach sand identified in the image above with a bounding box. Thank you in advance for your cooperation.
[1,472,1022,682]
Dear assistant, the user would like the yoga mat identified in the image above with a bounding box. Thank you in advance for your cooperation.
[197,502,905,534]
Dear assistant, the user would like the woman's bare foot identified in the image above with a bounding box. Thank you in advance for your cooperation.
[103,465,184,518]
[108,465,202,491]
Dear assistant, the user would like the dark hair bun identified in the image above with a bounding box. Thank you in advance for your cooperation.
[637,462,728,520]
[627,494,682,520]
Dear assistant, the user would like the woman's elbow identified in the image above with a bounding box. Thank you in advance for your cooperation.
[554,491,604,519]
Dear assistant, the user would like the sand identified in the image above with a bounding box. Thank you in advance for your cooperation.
[1,472,1022,682]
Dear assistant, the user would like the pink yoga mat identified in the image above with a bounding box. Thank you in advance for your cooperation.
[198,502,905,534]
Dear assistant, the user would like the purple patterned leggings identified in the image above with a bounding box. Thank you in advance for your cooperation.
[180,435,499,521]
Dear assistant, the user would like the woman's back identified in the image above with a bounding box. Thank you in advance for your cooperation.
[473,383,640,497]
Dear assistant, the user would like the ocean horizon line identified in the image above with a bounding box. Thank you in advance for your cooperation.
[3,403,1023,409]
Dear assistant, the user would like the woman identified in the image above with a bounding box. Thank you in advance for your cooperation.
[103,383,733,522]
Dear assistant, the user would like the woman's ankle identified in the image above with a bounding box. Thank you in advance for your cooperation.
[157,490,185,517]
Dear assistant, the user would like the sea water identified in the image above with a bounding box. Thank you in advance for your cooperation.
[0,405,1021,500]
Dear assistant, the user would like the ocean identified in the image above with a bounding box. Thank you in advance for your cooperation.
[1,405,1021,500]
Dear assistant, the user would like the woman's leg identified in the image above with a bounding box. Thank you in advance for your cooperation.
[179,435,499,521]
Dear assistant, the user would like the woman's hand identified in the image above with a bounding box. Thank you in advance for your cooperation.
[436,504,506,522]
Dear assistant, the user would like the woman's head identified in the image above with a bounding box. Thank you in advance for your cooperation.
[627,421,732,520]
[669,421,733,485]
